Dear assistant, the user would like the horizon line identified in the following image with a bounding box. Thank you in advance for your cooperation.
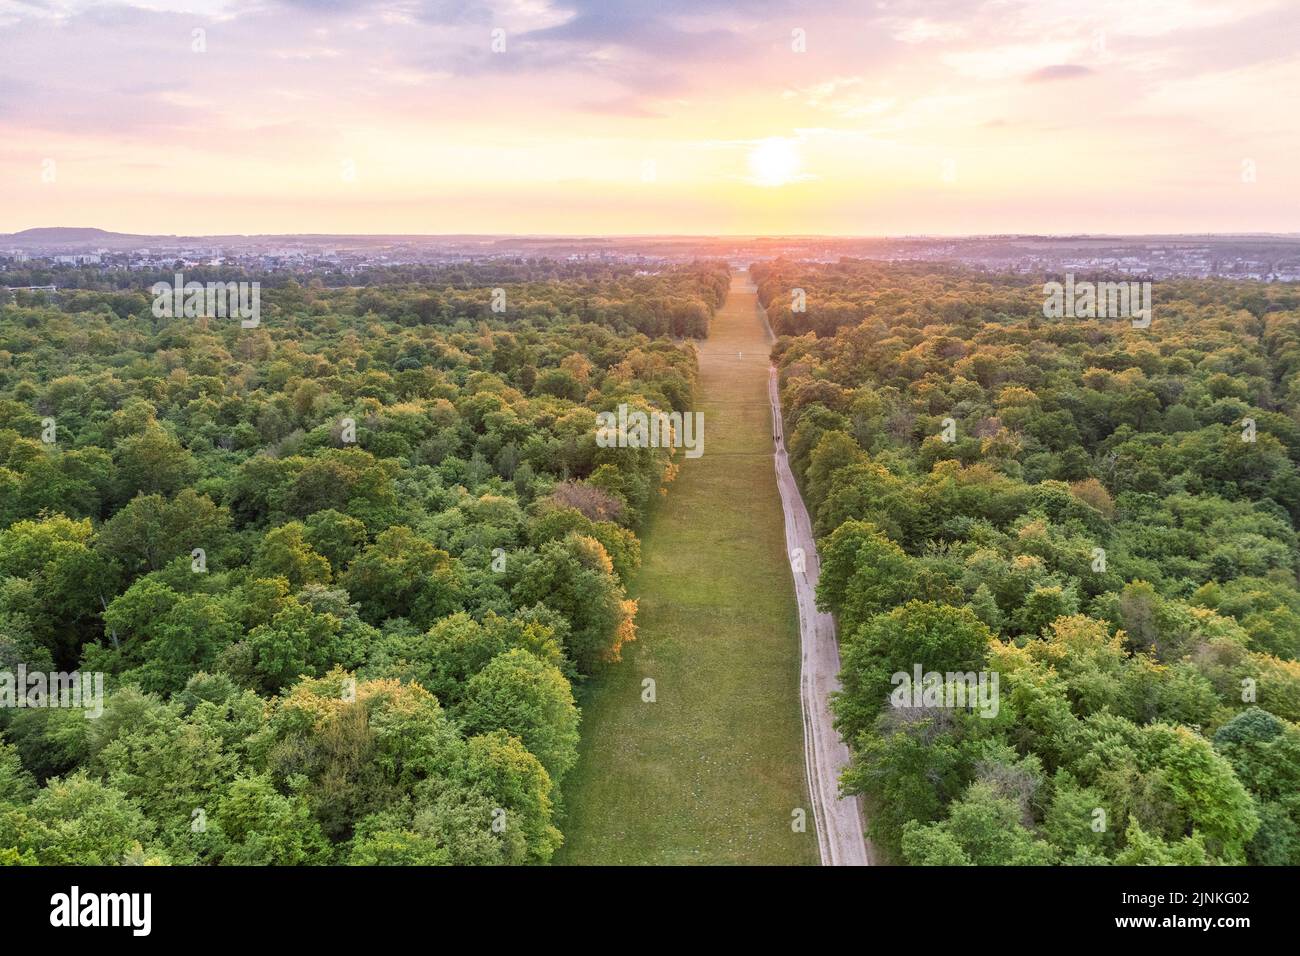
[6,227,1300,242]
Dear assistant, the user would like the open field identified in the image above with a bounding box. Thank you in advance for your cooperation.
[557,274,818,865]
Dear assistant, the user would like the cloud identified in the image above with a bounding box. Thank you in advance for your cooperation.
[577,96,665,119]
[511,0,784,64]
[1026,64,1096,82]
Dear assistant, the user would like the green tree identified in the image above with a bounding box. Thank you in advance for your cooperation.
[0,773,155,865]
[512,534,636,673]
[901,782,1055,866]
[340,526,465,628]
[252,522,332,589]
[835,601,992,743]
[216,775,331,865]
[113,425,196,500]
[98,489,229,575]
[458,648,580,784]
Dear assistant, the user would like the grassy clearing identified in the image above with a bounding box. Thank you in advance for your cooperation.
[557,275,817,865]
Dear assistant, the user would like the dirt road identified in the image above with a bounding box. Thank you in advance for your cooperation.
[757,282,874,867]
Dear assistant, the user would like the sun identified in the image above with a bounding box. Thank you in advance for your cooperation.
[747,138,802,187]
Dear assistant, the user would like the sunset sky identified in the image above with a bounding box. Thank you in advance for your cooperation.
[1,0,1297,235]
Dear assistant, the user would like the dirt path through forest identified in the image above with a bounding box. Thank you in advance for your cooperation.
[764,333,873,865]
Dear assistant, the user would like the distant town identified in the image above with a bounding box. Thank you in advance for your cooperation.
[3,227,1300,284]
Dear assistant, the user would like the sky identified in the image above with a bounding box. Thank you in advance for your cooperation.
[1,0,1298,236]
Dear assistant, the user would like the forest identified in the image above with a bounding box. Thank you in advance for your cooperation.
[0,260,727,864]
[755,258,1300,865]
[4,250,1297,868]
